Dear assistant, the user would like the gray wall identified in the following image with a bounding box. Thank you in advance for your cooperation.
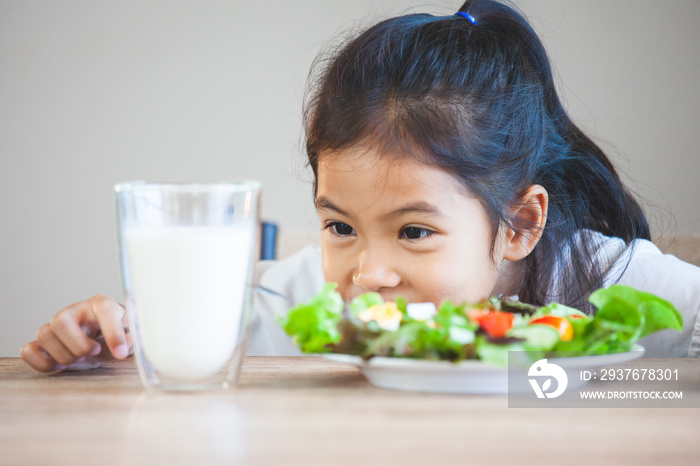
[1,0,699,356]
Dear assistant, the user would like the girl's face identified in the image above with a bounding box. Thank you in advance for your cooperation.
[316,147,510,305]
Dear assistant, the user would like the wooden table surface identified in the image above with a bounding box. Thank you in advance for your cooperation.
[1,356,699,466]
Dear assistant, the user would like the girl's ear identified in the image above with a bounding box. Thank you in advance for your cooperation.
[502,185,548,262]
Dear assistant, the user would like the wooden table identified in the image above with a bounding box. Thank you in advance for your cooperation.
[1,356,699,465]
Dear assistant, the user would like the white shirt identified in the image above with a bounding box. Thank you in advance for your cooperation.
[246,233,700,358]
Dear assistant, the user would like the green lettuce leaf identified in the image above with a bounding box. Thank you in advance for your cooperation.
[277,283,344,353]
[553,284,683,354]
[589,284,683,339]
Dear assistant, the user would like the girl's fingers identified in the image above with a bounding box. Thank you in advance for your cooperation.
[20,341,63,372]
[49,306,102,358]
[21,294,129,373]
[47,295,129,362]
[35,324,77,366]
[86,295,130,359]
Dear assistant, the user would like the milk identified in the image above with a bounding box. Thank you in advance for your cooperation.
[124,225,254,380]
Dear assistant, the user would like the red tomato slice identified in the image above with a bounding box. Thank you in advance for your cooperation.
[529,315,574,341]
[467,309,514,338]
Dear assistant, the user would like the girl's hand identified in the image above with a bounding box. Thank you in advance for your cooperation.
[20,295,131,373]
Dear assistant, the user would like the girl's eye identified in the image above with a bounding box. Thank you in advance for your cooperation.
[326,222,356,236]
[400,226,434,240]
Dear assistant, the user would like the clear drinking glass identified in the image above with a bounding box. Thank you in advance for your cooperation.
[114,181,261,390]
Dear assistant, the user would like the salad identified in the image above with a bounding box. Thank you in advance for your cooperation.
[278,284,683,366]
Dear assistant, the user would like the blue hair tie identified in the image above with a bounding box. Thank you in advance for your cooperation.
[454,11,477,25]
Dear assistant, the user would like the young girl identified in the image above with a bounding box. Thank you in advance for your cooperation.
[21,0,700,371]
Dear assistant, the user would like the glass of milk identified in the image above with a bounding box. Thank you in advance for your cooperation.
[114,181,261,390]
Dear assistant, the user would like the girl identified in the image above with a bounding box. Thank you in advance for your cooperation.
[21,0,700,371]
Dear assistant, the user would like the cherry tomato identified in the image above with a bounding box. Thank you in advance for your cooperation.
[466,309,514,338]
[528,315,574,341]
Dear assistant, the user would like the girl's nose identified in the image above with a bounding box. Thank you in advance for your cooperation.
[352,249,401,292]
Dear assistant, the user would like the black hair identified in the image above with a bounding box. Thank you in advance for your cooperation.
[303,0,650,310]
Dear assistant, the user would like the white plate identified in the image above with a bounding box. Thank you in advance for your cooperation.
[321,345,645,394]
